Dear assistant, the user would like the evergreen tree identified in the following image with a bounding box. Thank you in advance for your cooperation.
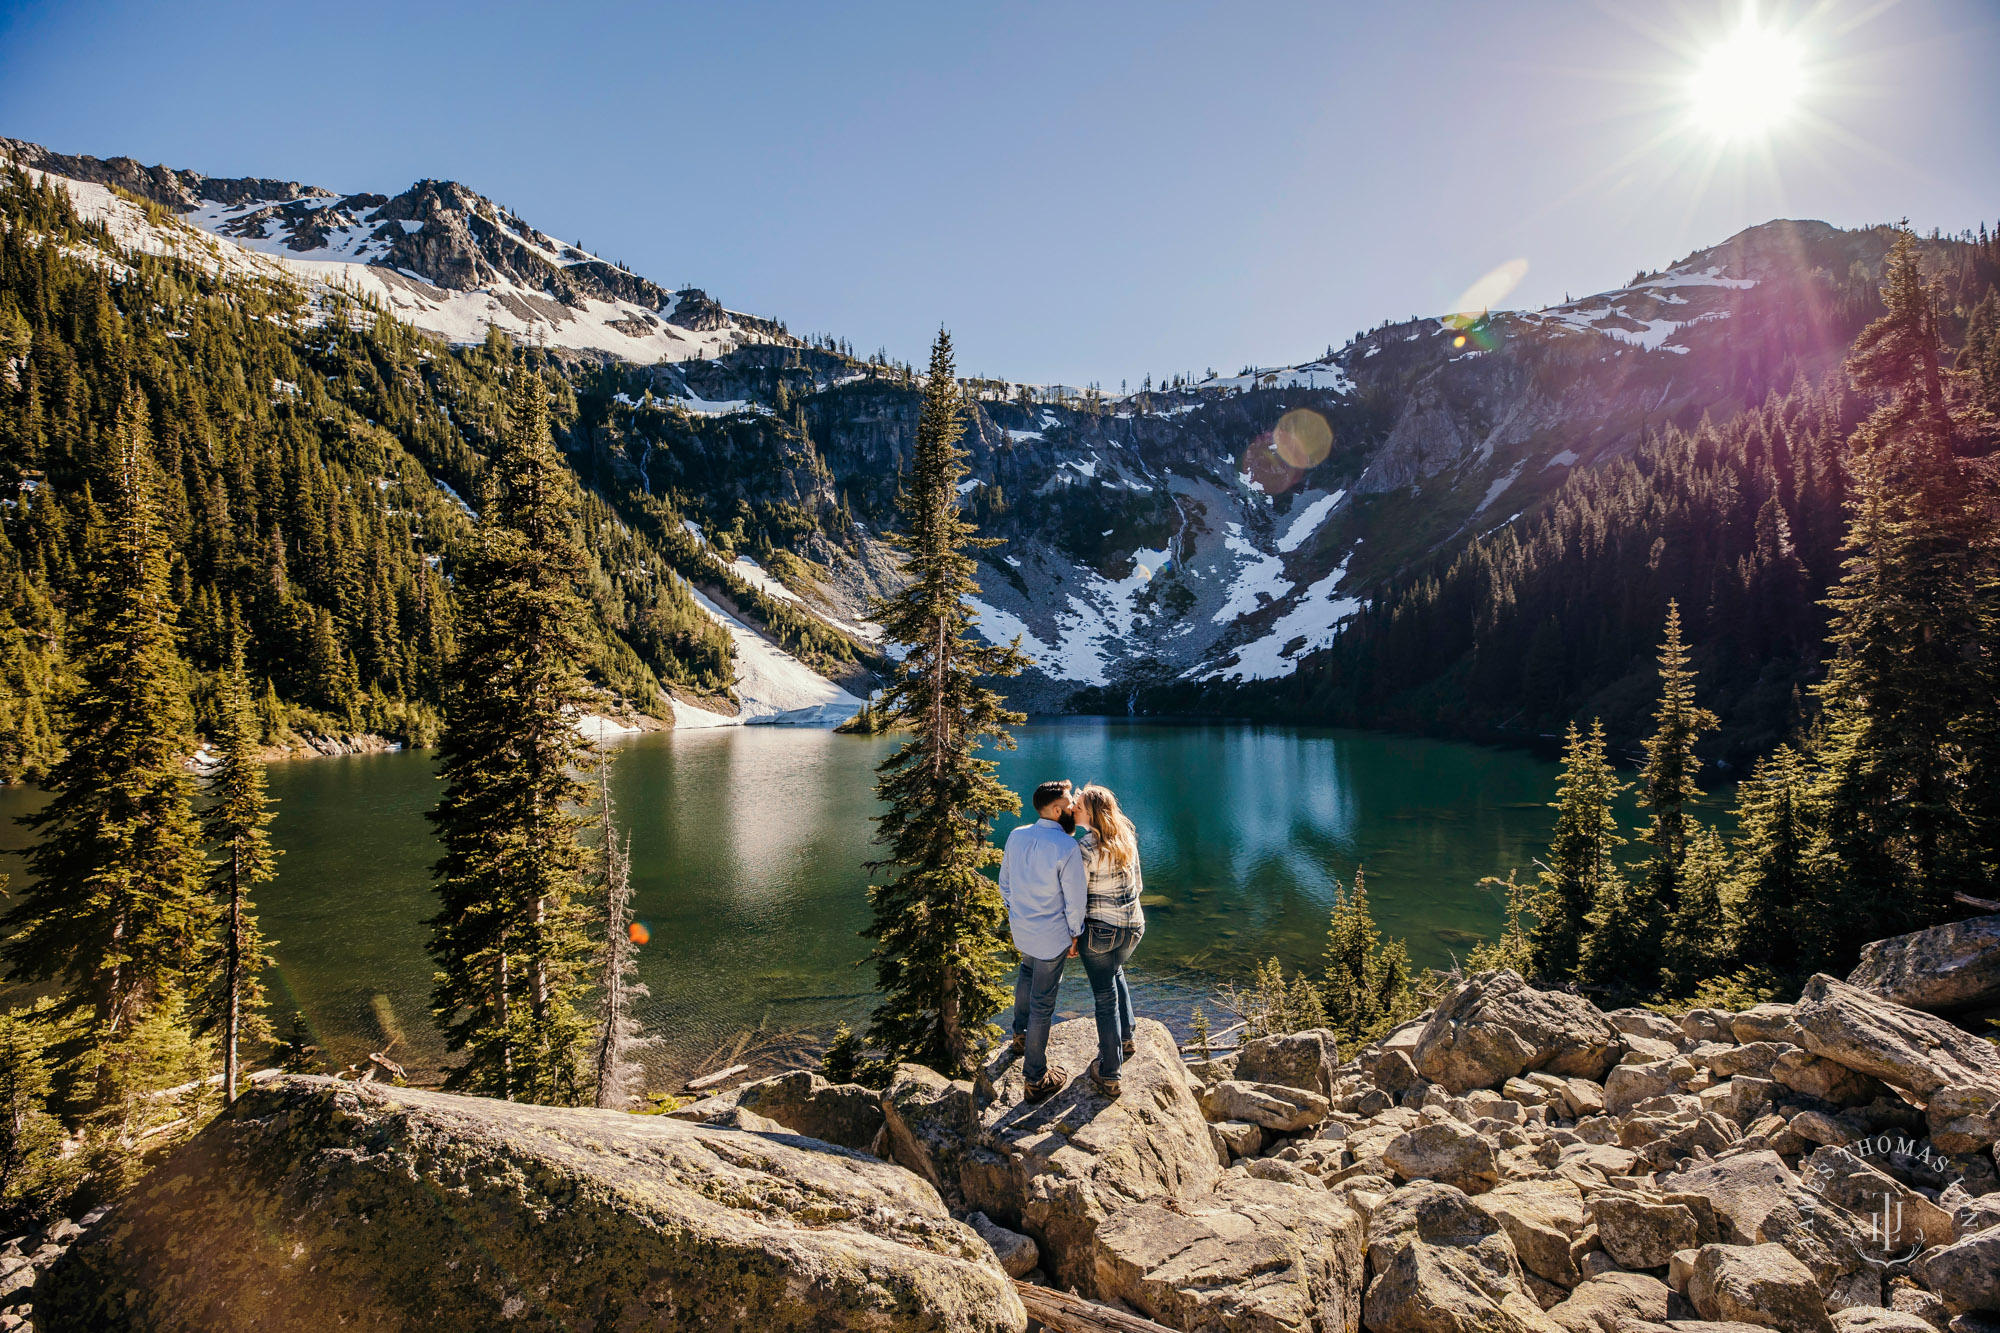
[1725,745,1821,976]
[429,370,598,1104]
[861,331,1029,1075]
[1637,602,1719,966]
[199,625,279,1103]
[1321,870,1417,1048]
[590,759,650,1110]
[1528,720,1627,981]
[1813,230,1992,955]
[0,1002,77,1227]
[3,400,205,1075]
[1661,823,1731,990]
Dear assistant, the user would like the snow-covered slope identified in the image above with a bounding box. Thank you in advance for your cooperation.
[1,138,791,366]
[670,591,862,728]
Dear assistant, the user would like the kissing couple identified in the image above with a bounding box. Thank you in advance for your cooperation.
[996,779,1146,1101]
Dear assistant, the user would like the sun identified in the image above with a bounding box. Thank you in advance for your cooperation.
[1688,19,1805,140]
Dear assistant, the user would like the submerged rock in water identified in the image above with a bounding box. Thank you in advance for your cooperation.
[36,1077,1024,1333]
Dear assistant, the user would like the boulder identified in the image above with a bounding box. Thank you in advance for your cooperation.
[1606,1062,1682,1116]
[1926,1084,2000,1156]
[1733,1004,1805,1045]
[966,1213,1038,1279]
[1361,1046,1421,1097]
[1562,1078,1607,1118]
[1658,1151,1797,1246]
[880,1063,982,1208]
[1886,1277,1953,1330]
[1847,915,2000,1014]
[1363,1181,1560,1333]
[1199,1079,1330,1132]
[1799,1146,1956,1250]
[1546,1270,1671,1333]
[1688,1243,1835,1333]
[1415,971,1621,1095]
[1793,975,2000,1097]
[1211,1119,1264,1162]
[1091,1173,1365,1333]
[1235,1029,1340,1099]
[1914,1227,2000,1314]
[1708,1042,1798,1079]
[1473,1180,1589,1287]
[1382,1120,1501,1195]
[36,1078,1023,1333]
[1682,1009,1738,1045]
[1609,1008,1687,1045]
[1772,1048,1885,1106]
[1588,1194,1701,1270]
[730,1069,887,1152]
[965,1017,1217,1298]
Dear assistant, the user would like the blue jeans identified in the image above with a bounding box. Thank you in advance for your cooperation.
[1079,921,1142,1079]
[1012,952,1068,1083]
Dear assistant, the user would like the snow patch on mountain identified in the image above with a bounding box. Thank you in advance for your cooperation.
[673,590,860,727]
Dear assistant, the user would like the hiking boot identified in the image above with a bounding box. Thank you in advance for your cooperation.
[1089,1059,1122,1098]
[1009,1033,1026,1056]
[1025,1068,1066,1101]
[1123,1037,1136,1059]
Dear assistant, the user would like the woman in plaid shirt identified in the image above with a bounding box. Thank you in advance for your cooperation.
[1075,783,1145,1096]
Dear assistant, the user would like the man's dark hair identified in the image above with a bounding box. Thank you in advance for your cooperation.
[1032,780,1071,812]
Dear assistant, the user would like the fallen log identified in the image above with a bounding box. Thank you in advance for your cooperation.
[1954,890,2000,911]
[685,1062,750,1092]
[1013,1281,1176,1333]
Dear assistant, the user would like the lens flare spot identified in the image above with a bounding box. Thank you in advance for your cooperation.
[1453,335,1467,349]
[1273,409,1333,470]
[1691,21,1804,139]
[628,921,651,946]
[1445,258,1528,328]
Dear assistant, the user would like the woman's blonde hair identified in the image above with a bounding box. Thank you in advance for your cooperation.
[1078,784,1138,871]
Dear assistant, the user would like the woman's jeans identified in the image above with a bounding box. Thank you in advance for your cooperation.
[1079,921,1143,1079]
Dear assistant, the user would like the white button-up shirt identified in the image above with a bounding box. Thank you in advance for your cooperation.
[997,817,1087,960]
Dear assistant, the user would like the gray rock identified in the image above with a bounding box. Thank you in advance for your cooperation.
[1689,1243,1835,1333]
[1546,1270,1672,1333]
[1772,1048,1885,1106]
[1363,1180,1560,1333]
[1847,915,2000,1014]
[1235,1029,1340,1099]
[1361,1046,1421,1097]
[1414,970,1622,1095]
[1589,1194,1701,1270]
[1093,1173,1365,1333]
[1211,1118,1264,1162]
[1733,1004,1805,1045]
[1914,1226,2000,1314]
[1607,1062,1683,1116]
[35,1077,1023,1333]
[966,1213,1038,1279]
[1609,1008,1687,1045]
[966,1017,1217,1298]
[1199,1079,1330,1132]
[730,1069,887,1152]
[880,1062,981,1208]
[1682,1009,1739,1045]
[1926,1084,2000,1156]
[1474,1179,1589,1287]
[1658,1151,1798,1246]
[1707,1042,1799,1079]
[1799,1146,1956,1249]
[1793,975,2000,1098]
[1382,1119,1501,1195]
[1887,1276,1954,1331]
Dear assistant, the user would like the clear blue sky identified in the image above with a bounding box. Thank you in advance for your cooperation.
[3,0,1995,386]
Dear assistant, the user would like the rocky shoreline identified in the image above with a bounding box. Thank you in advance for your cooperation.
[20,914,2000,1332]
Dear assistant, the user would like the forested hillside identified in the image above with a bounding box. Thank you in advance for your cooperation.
[0,167,810,780]
[1151,228,2000,764]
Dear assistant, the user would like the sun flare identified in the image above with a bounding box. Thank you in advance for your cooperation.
[1689,19,1805,140]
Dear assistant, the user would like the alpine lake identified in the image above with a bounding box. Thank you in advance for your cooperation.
[0,721,1679,1090]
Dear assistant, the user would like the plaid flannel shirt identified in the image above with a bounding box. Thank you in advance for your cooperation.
[1077,828,1145,931]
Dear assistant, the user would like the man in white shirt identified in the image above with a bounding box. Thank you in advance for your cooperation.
[997,779,1087,1099]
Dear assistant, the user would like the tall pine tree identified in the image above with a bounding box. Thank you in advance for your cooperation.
[590,757,649,1110]
[199,621,279,1103]
[3,398,205,1075]
[1321,870,1417,1048]
[429,369,598,1104]
[1813,230,1992,955]
[1726,744,1822,976]
[1529,720,1627,982]
[1638,602,1720,982]
[863,331,1029,1075]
